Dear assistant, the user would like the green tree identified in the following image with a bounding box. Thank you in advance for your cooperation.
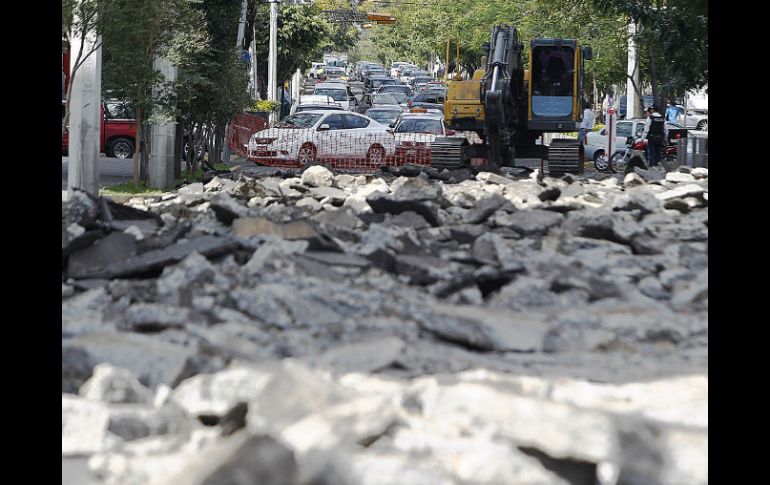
[586,0,708,107]
[174,0,251,175]
[252,2,332,98]
[368,0,631,99]
[62,0,109,138]
[101,0,208,183]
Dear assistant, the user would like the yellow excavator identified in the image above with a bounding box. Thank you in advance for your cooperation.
[433,26,593,176]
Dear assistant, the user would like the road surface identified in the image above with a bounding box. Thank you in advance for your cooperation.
[62,156,134,190]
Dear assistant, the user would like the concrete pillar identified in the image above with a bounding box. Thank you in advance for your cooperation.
[626,22,640,119]
[149,57,178,189]
[267,0,279,125]
[292,68,301,105]
[67,8,102,197]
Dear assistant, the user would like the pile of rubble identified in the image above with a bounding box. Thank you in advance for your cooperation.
[62,164,708,484]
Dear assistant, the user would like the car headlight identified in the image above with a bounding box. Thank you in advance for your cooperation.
[278,135,299,145]
[253,137,277,145]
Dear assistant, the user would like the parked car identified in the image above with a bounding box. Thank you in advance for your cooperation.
[675,107,708,131]
[392,111,457,163]
[293,104,345,114]
[364,76,397,95]
[419,81,447,94]
[320,66,347,82]
[290,95,341,115]
[377,84,414,98]
[400,67,427,84]
[362,66,387,82]
[364,107,403,126]
[313,82,357,111]
[308,62,325,79]
[62,99,136,159]
[369,93,402,109]
[584,118,685,162]
[247,111,396,166]
[410,76,434,90]
[407,91,446,111]
[390,62,411,78]
[355,61,380,81]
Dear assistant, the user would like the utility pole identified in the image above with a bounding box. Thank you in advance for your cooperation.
[268,0,279,124]
[236,0,248,48]
[626,22,640,119]
[149,57,178,189]
[67,2,102,197]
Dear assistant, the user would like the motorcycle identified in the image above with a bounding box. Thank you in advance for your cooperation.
[609,136,677,173]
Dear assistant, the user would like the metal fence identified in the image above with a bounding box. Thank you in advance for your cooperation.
[676,131,708,168]
[226,112,485,173]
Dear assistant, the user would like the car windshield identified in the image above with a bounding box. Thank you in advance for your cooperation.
[388,93,408,104]
[367,110,400,124]
[314,88,347,101]
[372,94,399,105]
[372,79,395,88]
[276,113,322,128]
[413,77,432,84]
[395,118,443,135]
[381,86,411,95]
[105,101,134,119]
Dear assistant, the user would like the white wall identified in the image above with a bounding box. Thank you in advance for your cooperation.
[686,86,708,110]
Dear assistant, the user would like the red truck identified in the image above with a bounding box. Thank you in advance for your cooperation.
[62,100,137,159]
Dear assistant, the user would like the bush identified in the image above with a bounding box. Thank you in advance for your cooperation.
[251,100,280,113]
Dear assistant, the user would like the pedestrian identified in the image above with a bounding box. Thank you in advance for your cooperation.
[666,99,680,124]
[642,105,668,167]
[578,102,595,144]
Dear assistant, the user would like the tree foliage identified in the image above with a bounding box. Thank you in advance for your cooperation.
[100,0,209,181]
[365,0,705,103]
[251,1,359,97]
[588,0,708,106]
[173,0,251,173]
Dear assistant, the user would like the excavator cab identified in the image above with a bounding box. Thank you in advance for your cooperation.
[431,26,593,175]
[527,40,581,131]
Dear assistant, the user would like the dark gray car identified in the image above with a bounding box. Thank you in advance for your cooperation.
[365,108,403,126]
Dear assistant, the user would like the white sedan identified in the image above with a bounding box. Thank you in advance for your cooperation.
[247,111,396,166]
[585,119,683,162]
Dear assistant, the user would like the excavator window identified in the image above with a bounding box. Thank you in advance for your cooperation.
[530,45,575,117]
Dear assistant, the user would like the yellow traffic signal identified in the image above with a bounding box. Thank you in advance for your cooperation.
[367,13,396,25]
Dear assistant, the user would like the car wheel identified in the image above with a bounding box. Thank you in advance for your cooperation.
[297,143,317,167]
[593,150,609,172]
[366,144,386,166]
[107,137,135,159]
[609,152,626,174]
[696,120,707,131]
[183,139,207,162]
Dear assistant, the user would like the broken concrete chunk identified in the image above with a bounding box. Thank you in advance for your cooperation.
[419,304,550,352]
[70,235,238,279]
[301,165,334,187]
[68,232,138,278]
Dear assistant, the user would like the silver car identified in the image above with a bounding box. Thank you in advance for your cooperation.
[676,107,708,131]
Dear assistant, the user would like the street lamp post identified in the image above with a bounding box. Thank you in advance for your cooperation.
[268,0,279,124]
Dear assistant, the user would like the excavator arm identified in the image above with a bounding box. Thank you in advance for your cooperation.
[481,26,527,167]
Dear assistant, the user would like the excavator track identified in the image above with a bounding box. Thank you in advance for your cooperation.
[430,137,468,169]
[546,139,584,177]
